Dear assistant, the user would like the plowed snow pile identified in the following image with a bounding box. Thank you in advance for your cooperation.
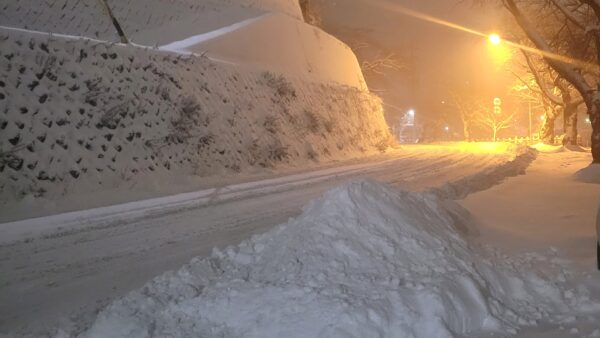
[78,180,596,338]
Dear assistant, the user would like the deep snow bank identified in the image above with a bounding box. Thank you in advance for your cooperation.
[79,180,596,338]
[429,145,537,200]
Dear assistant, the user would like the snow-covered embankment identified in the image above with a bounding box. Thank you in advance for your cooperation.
[80,147,598,338]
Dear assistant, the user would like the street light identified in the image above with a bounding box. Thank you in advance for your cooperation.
[488,33,512,66]
[489,34,502,46]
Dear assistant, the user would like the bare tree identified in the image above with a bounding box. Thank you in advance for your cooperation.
[447,87,484,141]
[98,0,128,43]
[510,56,560,143]
[299,0,323,27]
[360,53,405,75]
[499,0,600,162]
[475,104,515,142]
[332,28,407,77]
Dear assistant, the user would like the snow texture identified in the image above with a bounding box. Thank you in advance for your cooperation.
[574,164,600,184]
[0,27,390,210]
[429,145,537,200]
[0,0,303,45]
[77,179,597,338]
[159,15,268,53]
[168,13,368,89]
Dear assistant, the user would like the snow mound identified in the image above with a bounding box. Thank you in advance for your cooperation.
[530,143,565,153]
[563,144,591,153]
[531,143,591,154]
[574,164,600,184]
[430,145,537,199]
[81,180,593,338]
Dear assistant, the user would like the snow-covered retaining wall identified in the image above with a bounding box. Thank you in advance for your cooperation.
[0,0,303,45]
[0,28,391,205]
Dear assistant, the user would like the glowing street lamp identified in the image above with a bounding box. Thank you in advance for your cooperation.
[489,34,502,46]
[488,33,511,66]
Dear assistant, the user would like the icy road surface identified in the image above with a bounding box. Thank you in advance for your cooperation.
[0,144,531,335]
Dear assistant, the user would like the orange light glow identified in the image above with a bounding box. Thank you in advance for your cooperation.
[489,34,502,46]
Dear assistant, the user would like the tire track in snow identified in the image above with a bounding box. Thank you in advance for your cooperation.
[0,145,536,334]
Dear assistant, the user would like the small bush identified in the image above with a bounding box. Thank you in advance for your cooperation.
[307,148,319,161]
[247,140,290,167]
[171,96,204,136]
[304,110,320,133]
[97,102,128,129]
[374,134,394,153]
[268,143,289,162]
[0,150,24,171]
[262,72,296,99]
[263,115,280,134]
[323,117,337,133]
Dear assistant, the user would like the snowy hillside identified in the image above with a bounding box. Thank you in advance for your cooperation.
[0,0,388,213]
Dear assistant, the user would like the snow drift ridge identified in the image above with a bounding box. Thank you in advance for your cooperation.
[79,179,594,338]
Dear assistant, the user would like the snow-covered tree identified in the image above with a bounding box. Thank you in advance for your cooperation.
[512,47,585,144]
[447,86,484,141]
[497,0,600,162]
[474,103,515,142]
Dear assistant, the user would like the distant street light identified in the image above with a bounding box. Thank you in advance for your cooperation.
[444,126,450,132]
[585,117,591,124]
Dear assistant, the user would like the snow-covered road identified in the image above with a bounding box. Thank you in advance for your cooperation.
[0,144,531,335]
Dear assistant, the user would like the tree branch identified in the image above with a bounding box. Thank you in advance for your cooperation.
[503,0,592,102]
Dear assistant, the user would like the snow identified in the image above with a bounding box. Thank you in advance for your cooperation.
[1,146,487,245]
[462,151,600,335]
[159,15,268,54]
[0,25,390,222]
[174,13,368,89]
[574,164,600,184]
[0,144,525,334]
[530,143,565,153]
[75,151,600,338]
[0,0,303,45]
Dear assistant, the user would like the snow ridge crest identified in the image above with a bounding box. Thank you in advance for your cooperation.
[80,179,589,338]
